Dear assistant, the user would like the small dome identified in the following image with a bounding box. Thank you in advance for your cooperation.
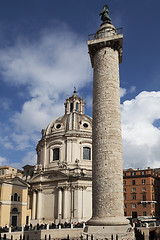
[42,91,92,137]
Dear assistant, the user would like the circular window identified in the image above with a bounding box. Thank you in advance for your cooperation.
[83,123,88,128]
[56,124,61,129]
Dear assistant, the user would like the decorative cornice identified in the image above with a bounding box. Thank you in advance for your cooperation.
[0,200,27,206]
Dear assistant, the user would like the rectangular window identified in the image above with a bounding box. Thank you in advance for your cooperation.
[70,103,73,112]
[132,172,136,176]
[124,212,127,216]
[132,194,136,200]
[132,204,136,208]
[0,170,4,175]
[142,187,146,191]
[76,102,79,112]
[124,194,126,200]
[53,148,59,161]
[132,188,136,192]
[142,179,146,184]
[143,211,147,216]
[83,147,91,160]
[123,188,126,192]
[132,212,137,218]
[142,194,146,201]
[132,180,136,185]
[141,171,145,175]
[124,204,127,208]
[143,203,146,208]
[123,180,126,186]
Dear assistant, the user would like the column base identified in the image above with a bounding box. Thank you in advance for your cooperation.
[87,216,129,226]
[84,225,135,240]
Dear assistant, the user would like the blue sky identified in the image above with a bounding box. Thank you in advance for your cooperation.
[0,0,160,169]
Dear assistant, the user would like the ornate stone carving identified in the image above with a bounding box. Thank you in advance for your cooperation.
[57,160,68,169]
[34,164,43,173]
[75,158,80,166]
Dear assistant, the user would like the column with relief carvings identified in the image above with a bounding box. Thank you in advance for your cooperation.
[37,189,43,219]
[85,5,135,239]
[32,190,37,220]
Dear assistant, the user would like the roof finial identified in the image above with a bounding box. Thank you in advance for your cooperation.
[100,5,111,24]
[74,87,77,94]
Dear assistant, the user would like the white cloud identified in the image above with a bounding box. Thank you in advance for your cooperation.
[129,86,136,94]
[120,87,127,97]
[0,24,92,152]
[121,91,160,169]
[21,151,37,166]
[1,23,160,172]
[0,136,13,150]
[0,98,11,110]
[0,156,8,165]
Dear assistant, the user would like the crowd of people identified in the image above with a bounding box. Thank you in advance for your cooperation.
[0,222,83,233]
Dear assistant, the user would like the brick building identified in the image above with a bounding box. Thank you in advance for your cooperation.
[123,167,160,218]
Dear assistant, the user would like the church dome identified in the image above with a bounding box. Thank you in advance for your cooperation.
[43,90,92,137]
[35,91,92,173]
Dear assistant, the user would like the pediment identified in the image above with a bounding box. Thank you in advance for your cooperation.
[4,177,29,188]
[30,170,68,184]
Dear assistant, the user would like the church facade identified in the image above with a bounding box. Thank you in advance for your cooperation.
[30,91,92,224]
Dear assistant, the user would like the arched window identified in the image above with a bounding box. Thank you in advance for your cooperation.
[14,193,18,201]
[70,103,73,112]
[11,207,18,214]
[11,193,20,202]
[83,147,91,160]
[76,102,79,112]
[53,148,59,161]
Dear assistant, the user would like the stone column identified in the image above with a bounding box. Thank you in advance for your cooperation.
[73,187,78,219]
[58,188,62,220]
[63,187,69,219]
[86,6,134,239]
[32,191,37,220]
[71,187,74,220]
[74,186,83,220]
[37,190,43,219]
[90,41,126,225]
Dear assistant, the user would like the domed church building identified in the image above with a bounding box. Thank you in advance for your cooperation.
[30,90,92,224]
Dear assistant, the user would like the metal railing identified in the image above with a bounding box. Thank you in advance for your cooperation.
[88,28,123,41]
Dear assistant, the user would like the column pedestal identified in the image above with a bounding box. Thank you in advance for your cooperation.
[84,225,134,240]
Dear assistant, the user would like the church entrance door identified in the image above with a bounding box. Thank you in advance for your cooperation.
[12,216,17,226]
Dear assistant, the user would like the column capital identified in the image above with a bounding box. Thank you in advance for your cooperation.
[74,186,85,190]
[63,185,70,191]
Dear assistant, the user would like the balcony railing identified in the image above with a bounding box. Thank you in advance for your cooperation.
[88,28,123,41]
